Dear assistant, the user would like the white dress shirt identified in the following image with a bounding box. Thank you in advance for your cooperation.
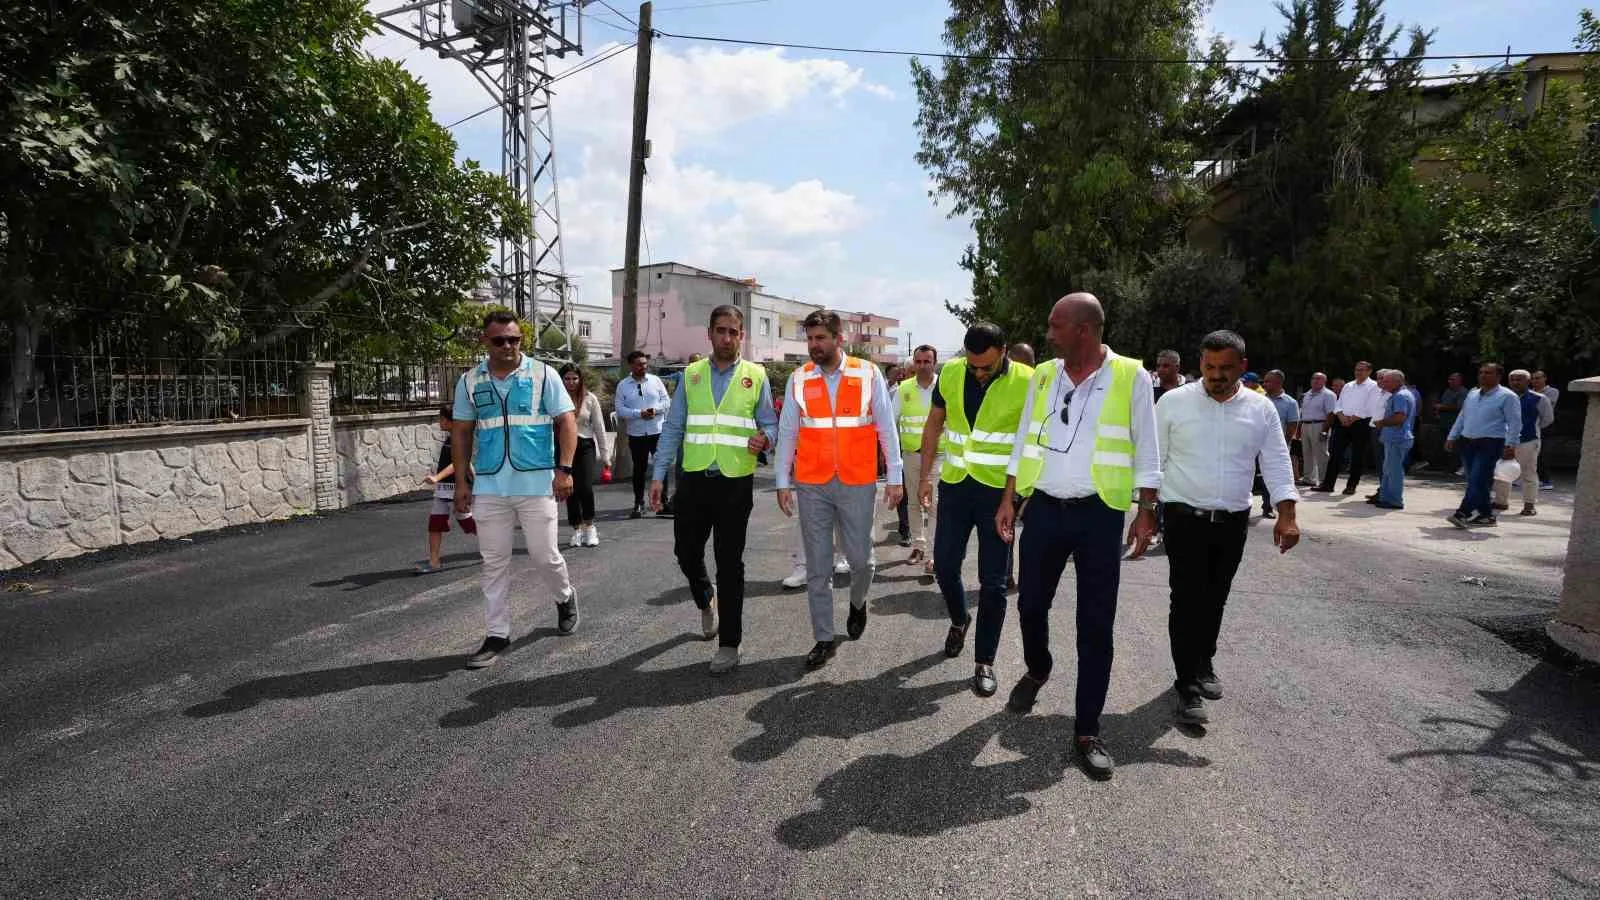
[1334,377,1386,421]
[1157,382,1299,512]
[1005,350,1161,498]
[615,373,672,437]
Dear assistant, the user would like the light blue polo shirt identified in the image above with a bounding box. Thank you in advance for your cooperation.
[452,357,574,497]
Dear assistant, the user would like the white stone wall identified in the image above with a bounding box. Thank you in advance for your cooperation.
[333,412,442,507]
[1,426,313,569]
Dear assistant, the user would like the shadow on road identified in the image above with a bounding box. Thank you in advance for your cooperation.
[437,633,806,729]
[183,629,557,717]
[733,652,968,762]
[871,588,966,621]
[775,692,1211,849]
[309,551,499,590]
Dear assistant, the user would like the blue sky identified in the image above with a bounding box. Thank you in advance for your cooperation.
[374,0,1587,353]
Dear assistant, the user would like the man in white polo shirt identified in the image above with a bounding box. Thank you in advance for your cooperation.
[1313,360,1384,496]
[1157,330,1300,726]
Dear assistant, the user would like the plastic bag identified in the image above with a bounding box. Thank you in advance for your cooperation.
[1493,458,1521,484]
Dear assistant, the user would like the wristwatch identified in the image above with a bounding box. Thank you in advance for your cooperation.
[1137,499,1159,513]
[556,464,574,475]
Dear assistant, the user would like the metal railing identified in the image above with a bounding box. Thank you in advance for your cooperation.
[3,349,304,434]
[330,359,477,415]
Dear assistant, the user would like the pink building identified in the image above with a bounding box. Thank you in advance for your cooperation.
[609,262,899,365]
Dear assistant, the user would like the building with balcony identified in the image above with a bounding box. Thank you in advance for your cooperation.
[841,311,901,365]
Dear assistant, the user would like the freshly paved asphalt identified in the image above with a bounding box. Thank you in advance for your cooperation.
[2,474,1597,898]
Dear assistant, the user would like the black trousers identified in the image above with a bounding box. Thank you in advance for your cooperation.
[565,437,597,526]
[629,433,661,506]
[673,471,754,648]
[1163,506,1249,697]
[1319,418,1371,491]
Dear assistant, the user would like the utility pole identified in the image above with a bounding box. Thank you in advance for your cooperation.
[619,1,653,359]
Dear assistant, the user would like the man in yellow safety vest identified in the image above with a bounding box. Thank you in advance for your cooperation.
[915,323,1033,696]
[893,344,939,572]
[995,293,1161,782]
[650,304,779,675]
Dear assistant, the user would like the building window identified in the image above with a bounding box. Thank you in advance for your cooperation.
[759,317,771,337]
[577,320,592,338]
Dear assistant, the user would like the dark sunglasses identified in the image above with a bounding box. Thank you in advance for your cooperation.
[489,335,522,347]
[1059,389,1075,426]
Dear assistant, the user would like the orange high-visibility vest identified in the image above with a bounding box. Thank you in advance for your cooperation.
[791,355,880,486]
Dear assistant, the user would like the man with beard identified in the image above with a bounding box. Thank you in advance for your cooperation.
[774,310,904,670]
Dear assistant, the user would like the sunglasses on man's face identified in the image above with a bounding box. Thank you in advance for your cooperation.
[489,335,522,347]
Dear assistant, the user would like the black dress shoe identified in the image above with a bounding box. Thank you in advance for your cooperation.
[972,665,998,697]
[1197,671,1223,700]
[943,619,970,658]
[1261,507,1276,519]
[804,640,837,670]
[1309,486,1334,493]
[1075,736,1115,781]
[1176,692,1209,725]
[1006,673,1046,712]
[1341,485,1357,496]
[846,603,867,640]
[629,505,643,519]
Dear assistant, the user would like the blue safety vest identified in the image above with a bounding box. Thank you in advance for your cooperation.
[462,355,555,474]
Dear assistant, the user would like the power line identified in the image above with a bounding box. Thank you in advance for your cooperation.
[441,42,637,129]
[593,0,639,30]
[651,28,1590,67]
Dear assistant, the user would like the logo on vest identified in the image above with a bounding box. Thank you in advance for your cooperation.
[741,377,753,389]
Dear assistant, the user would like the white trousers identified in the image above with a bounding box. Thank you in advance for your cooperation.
[474,494,575,639]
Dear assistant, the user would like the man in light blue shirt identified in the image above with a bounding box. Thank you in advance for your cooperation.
[614,350,673,517]
[451,311,579,669]
[1445,362,1521,528]
[1371,369,1415,509]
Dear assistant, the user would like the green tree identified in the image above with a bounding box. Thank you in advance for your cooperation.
[912,0,1234,351]
[1,0,526,424]
[1423,12,1600,371]
[1102,244,1244,362]
[1225,0,1436,372]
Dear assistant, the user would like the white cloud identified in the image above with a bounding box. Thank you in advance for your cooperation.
[365,11,960,345]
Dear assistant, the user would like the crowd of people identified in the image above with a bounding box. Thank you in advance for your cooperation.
[420,300,1561,783]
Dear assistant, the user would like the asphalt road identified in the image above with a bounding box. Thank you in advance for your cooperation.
[2,475,1597,899]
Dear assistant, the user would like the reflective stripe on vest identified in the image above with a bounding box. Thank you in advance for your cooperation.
[462,355,556,475]
[937,357,1033,489]
[792,355,879,486]
[682,358,765,477]
[896,377,931,452]
[1012,351,1140,508]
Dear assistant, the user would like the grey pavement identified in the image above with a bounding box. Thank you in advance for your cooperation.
[1,472,1597,898]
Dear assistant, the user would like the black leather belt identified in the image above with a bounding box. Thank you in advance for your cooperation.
[1165,502,1249,523]
[1029,491,1104,509]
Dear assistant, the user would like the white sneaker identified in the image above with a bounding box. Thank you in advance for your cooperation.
[584,525,600,547]
[568,528,584,548]
[701,592,718,640]
[782,565,807,589]
[709,645,739,675]
[834,557,851,575]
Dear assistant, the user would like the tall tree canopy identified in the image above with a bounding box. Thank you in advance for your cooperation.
[912,0,1233,348]
[0,0,525,400]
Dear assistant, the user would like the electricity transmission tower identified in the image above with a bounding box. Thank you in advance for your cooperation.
[374,1,587,354]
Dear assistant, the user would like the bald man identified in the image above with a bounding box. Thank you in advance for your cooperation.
[997,293,1161,781]
[1008,343,1036,366]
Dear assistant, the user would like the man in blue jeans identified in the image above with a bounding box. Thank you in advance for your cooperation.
[1445,362,1521,528]
[1370,369,1414,510]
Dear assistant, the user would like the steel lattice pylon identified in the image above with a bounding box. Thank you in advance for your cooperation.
[374,0,585,353]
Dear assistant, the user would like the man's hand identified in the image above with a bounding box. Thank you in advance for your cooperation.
[747,433,769,455]
[996,496,1017,544]
[1445,439,1455,452]
[1125,509,1156,559]
[919,479,934,511]
[453,486,473,517]
[649,480,664,512]
[884,484,903,510]
[1502,447,1517,461]
[776,488,795,517]
[554,470,574,502]
[1274,514,1301,554]
[423,474,439,486]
